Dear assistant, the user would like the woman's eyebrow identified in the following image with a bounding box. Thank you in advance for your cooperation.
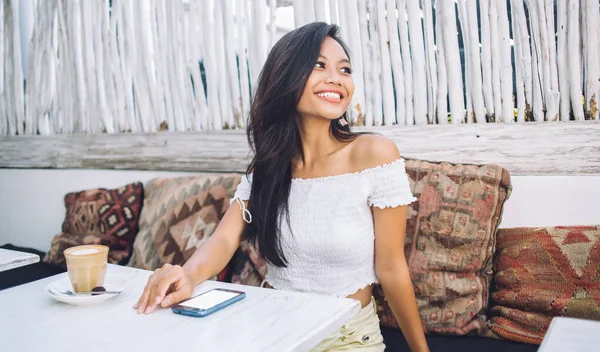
[318,54,351,65]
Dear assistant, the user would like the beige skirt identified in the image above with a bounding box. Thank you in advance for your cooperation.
[310,297,386,352]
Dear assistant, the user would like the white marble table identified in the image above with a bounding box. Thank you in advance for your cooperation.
[538,317,600,352]
[0,264,361,352]
[0,248,40,272]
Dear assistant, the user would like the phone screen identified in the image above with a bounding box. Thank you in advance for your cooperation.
[179,289,242,310]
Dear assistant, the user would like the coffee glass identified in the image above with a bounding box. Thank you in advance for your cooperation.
[63,245,109,293]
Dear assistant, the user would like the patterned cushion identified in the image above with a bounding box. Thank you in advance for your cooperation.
[230,241,268,286]
[488,226,600,344]
[44,232,130,267]
[127,174,241,273]
[43,182,144,267]
[230,250,264,287]
[374,159,512,335]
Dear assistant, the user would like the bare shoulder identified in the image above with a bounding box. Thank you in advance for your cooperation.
[351,134,401,171]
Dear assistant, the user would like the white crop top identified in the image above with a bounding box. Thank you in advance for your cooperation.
[230,158,416,297]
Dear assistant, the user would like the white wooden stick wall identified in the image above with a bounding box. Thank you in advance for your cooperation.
[1,0,599,136]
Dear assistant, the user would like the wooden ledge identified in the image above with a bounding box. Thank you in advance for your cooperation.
[1,121,599,175]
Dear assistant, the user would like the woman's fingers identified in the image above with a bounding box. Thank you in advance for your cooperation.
[145,266,172,313]
[134,268,161,314]
[160,274,191,308]
[134,265,189,314]
[153,265,184,304]
[160,286,187,308]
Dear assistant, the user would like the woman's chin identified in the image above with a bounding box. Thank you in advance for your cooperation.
[317,111,346,121]
[300,110,347,121]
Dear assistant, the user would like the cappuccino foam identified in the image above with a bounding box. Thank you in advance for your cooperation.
[71,248,100,256]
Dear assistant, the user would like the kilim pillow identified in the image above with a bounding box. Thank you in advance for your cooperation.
[488,226,600,344]
[229,248,264,287]
[230,240,268,286]
[44,182,144,267]
[373,159,512,335]
[45,232,131,267]
[127,174,240,278]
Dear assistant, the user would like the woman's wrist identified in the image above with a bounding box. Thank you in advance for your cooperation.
[182,262,204,286]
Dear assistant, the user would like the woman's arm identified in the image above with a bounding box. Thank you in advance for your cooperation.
[356,135,428,351]
[183,201,248,285]
[134,200,248,313]
[374,205,429,352]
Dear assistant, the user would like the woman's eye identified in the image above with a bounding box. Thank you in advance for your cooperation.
[314,61,325,69]
[341,67,352,74]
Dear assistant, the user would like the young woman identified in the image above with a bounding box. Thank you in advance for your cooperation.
[134,22,429,352]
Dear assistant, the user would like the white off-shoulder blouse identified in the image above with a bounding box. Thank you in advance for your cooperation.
[230,158,416,297]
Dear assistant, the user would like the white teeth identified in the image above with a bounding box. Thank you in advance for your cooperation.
[316,92,341,99]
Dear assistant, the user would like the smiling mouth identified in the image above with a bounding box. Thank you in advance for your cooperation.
[315,92,343,100]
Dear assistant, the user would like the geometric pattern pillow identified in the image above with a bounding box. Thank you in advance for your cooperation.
[127,174,241,278]
[488,226,600,344]
[44,232,131,268]
[230,241,269,287]
[43,182,144,267]
[229,248,264,288]
[374,159,512,335]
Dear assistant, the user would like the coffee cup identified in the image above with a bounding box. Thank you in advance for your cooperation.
[63,245,109,293]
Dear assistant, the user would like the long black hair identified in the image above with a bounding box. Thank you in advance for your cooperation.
[243,22,360,267]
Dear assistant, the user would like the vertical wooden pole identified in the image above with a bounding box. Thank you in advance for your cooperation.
[367,0,383,126]
[543,0,559,121]
[435,0,447,125]
[457,0,472,123]
[568,0,584,120]
[465,0,485,123]
[269,0,277,49]
[344,0,366,125]
[203,0,223,129]
[396,0,413,124]
[583,0,599,119]
[497,0,514,123]
[329,0,338,24]
[315,0,327,22]
[357,0,373,126]
[480,0,494,119]
[556,0,570,121]
[238,0,252,125]
[440,0,464,124]
[511,0,526,123]
[489,1,503,122]
[223,0,243,128]
[422,0,437,124]
[405,0,427,124]
[293,0,304,27]
[526,0,545,121]
[386,0,404,125]
[376,0,396,125]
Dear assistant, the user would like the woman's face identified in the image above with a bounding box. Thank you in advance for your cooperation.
[296,36,354,121]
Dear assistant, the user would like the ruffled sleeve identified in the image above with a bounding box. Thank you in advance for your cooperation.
[230,174,253,223]
[230,174,252,202]
[367,159,416,208]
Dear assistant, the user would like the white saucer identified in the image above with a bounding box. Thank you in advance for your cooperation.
[45,274,127,306]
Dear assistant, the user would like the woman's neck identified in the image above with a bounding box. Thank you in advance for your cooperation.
[296,115,340,168]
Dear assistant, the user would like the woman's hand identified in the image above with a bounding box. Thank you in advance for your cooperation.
[133,197,249,314]
[133,264,195,314]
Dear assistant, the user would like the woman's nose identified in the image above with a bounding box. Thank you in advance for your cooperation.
[325,71,342,85]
